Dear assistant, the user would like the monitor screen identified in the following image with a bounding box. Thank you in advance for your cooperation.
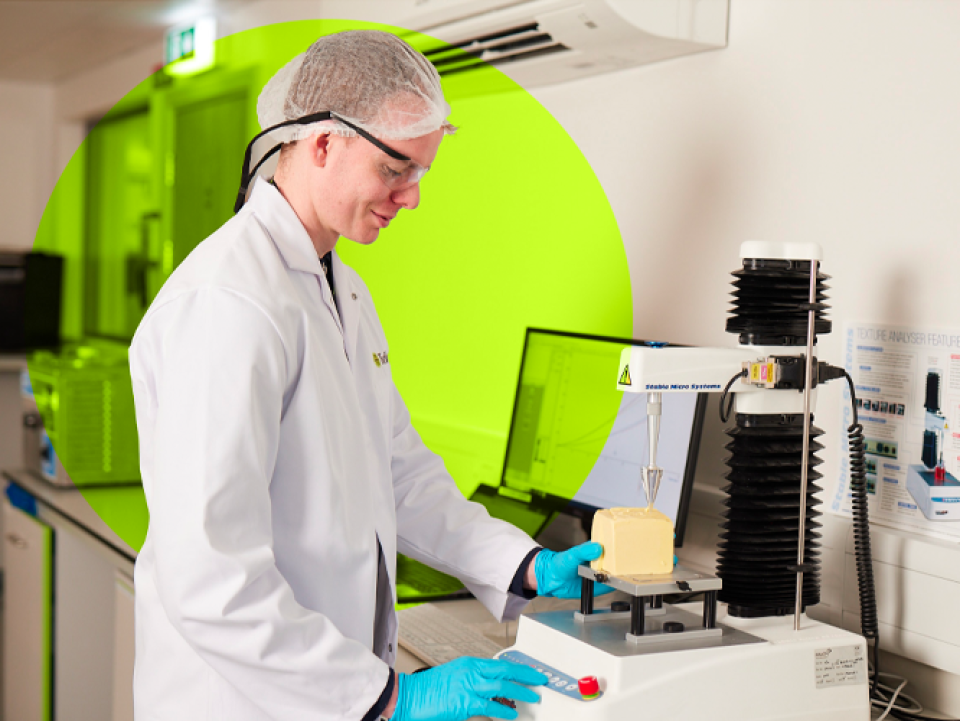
[500,328,707,546]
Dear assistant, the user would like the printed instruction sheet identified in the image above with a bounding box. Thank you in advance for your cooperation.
[832,322,960,539]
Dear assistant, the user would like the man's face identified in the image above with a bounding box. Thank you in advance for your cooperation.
[313,127,444,245]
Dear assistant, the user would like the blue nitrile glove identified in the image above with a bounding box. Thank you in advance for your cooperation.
[534,542,616,598]
[393,657,548,721]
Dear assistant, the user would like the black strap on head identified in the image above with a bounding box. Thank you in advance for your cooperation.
[234,110,411,213]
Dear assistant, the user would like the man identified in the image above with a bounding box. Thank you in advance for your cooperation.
[130,30,606,721]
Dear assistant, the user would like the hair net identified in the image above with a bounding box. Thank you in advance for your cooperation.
[257,30,457,143]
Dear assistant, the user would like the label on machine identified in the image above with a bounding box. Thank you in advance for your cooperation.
[814,645,867,689]
[499,650,603,702]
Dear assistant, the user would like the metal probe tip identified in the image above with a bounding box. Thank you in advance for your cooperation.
[642,392,664,509]
[641,465,664,508]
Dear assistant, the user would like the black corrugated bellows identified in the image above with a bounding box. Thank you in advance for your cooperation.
[726,258,832,346]
[924,371,941,413]
[922,431,939,470]
[718,416,823,617]
[718,255,830,616]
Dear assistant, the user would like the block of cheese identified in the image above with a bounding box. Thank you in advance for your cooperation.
[591,507,674,576]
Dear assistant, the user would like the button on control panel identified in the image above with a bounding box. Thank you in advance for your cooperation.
[499,650,604,702]
[578,675,599,700]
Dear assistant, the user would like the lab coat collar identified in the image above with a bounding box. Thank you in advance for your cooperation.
[248,178,361,364]
[247,177,323,277]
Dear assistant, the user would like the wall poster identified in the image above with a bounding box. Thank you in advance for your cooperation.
[832,322,960,540]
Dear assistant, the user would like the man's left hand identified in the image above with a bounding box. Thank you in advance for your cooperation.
[532,542,615,599]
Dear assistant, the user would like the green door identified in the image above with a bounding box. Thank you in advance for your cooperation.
[85,110,155,339]
[172,92,248,268]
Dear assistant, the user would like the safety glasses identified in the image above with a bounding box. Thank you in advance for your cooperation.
[234,110,425,213]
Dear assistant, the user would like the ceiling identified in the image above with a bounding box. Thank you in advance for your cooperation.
[0,1,258,83]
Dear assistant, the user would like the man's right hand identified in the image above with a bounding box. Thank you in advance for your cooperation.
[391,657,547,721]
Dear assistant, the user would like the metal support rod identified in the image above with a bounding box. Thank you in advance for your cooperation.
[630,595,645,636]
[650,595,663,609]
[795,259,818,631]
[703,590,718,629]
[647,392,661,469]
[580,577,594,616]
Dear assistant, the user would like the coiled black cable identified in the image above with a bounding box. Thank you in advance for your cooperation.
[719,369,746,423]
[840,368,881,700]
[818,363,960,720]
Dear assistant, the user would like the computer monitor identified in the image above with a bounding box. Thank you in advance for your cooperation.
[500,328,707,547]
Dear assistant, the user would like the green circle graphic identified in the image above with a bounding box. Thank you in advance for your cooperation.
[31,20,631,551]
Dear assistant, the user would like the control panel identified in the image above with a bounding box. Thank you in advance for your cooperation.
[498,650,603,702]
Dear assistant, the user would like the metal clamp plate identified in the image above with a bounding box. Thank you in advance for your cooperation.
[578,564,722,597]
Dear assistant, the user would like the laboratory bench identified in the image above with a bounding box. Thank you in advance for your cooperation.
[2,468,139,721]
[2,467,931,721]
[395,595,584,674]
[0,355,27,371]
[3,468,139,560]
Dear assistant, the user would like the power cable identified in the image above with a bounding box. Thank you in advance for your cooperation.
[819,363,960,721]
[719,369,746,424]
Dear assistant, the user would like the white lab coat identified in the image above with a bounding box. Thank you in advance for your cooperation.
[129,178,539,721]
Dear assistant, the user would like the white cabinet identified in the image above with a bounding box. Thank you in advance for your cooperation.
[112,572,135,721]
[52,517,119,720]
[2,473,138,721]
[3,499,53,721]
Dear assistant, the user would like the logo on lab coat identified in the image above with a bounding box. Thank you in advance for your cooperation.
[372,351,389,367]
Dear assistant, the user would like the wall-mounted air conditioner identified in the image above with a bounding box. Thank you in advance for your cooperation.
[400,0,729,88]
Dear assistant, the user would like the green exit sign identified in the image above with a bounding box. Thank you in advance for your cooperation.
[166,26,197,64]
[164,18,216,75]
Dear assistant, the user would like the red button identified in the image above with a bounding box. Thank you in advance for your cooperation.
[578,676,600,699]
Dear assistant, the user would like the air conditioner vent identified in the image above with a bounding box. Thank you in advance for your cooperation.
[423,22,571,76]
[405,0,729,90]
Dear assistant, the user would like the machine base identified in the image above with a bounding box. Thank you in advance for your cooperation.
[498,604,870,720]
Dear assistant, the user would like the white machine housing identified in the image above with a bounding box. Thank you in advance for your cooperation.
[617,345,819,416]
[500,607,869,720]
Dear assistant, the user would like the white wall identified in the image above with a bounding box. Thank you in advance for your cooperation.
[221,0,324,35]
[53,42,163,166]
[0,81,55,251]
[0,44,163,254]
[530,0,960,351]
[522,0,960,711]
